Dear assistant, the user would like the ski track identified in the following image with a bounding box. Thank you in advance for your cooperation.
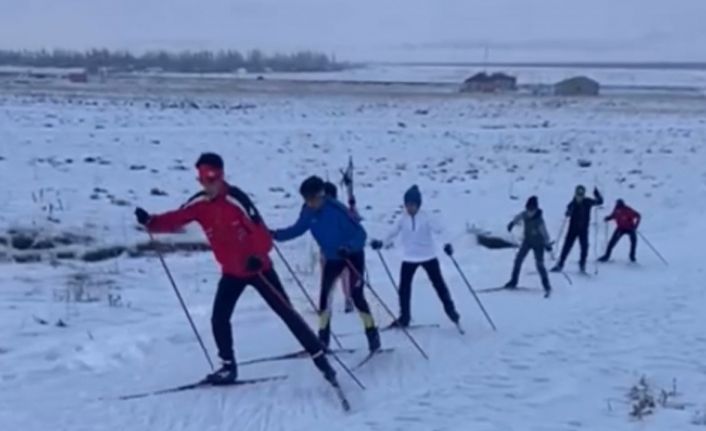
[2,87,706,430]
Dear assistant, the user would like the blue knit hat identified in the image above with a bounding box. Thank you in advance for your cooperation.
[404,185,422,206]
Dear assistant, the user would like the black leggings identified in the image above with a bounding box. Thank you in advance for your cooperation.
[319,251,375,330]
[604,228,637,259]
[398,258,459,324]
[212,269,323,363]
[558,228,589,267]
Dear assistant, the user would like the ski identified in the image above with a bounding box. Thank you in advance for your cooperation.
[353,348,395,370]
[382,323,440,332]
[240,347,357,366]
[117,375,288,401]
[477,286,538,294]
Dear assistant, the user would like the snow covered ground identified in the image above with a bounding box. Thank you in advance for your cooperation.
[2,84,706,430]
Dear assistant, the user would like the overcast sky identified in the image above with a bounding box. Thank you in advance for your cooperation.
[1,0,705,62]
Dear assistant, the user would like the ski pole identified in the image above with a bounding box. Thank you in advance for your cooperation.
[273,244,345,349]
[344,259,429,360]
[445,253,497,331]
[256,272,365,390]
[637,231,669,266]
[149,232,214,371]
[375,250,399,293]
[552,218,568,261]
[593,207,600,275]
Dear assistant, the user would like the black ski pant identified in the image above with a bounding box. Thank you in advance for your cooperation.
[509,242,550,290]
[398,258,459,325]
[319,251,376,331]
[212,269,324,367]
[558,227,589,268]
[603,228,637,260]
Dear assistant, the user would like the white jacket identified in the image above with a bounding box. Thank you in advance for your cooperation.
[384,210,445,263]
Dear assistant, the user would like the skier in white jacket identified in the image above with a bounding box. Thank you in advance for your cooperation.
[370,185,460,328]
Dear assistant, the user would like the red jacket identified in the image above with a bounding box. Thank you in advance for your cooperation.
[147,184,273,278]
[607,206,641,231]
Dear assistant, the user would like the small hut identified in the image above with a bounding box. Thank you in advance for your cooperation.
[554,76,600,96]
[461,72,517,93]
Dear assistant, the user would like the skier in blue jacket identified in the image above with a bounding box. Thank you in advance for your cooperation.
[271,176,381,353]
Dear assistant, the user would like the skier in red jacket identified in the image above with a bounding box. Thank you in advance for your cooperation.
[598,199,641,263]
[134,153,336,385]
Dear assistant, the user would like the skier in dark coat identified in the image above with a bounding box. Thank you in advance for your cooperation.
[505,196,553,296]
[598,199,641,263]
[551,185,603,273]
[134,153,336,385]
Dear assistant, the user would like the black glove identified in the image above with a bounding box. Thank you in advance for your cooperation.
[370,240,383,251]
[545,243,553,252]
[443,243,453,256]
[245,256,263,272]
[341,171,352,187]
[337,246,351,259]
[507,222,514,232]
[603,216,611,222]
[134,207,150,225]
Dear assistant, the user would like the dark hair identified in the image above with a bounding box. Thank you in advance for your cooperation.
[526,195,539,210]
[195,153,224,170]
[323,182,338,199]
[299,176,325,198]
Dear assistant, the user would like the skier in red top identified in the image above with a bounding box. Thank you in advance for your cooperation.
[134,153,336,386]
[598,199,641,263]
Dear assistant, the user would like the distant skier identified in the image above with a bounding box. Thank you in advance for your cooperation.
[271,176,381,353]
[134,153,336,385]
[370,185,460,328]
[551,185,603,273]
[322,181,355,313]
[505,196,553,297]
[598,199,641,263]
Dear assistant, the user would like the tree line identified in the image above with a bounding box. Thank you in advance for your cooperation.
[0,49,348,74]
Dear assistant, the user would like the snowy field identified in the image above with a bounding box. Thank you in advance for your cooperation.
[2,84,706,430]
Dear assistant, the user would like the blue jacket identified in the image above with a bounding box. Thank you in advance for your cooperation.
[273,198,367,260]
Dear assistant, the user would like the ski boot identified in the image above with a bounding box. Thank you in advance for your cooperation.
[550,264,563,273]
[579,263,587,274]
[386,317,409,329]
[313,352,337,383]
[504,280,518,289]
[597,255,609,263]
[365,327,381,353]
[206,360,237,385]
[543,285,552,299]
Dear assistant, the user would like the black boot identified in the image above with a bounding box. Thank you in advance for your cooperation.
[448,309,460,324]
[206,360,237,385]
[387,317,409,329]
[550,264,563,273]
[365,327,381,353]
[313,353,337,383]
[504,280,518,289]
[597,255,609,263]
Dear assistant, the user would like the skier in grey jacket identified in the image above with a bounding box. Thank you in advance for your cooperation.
[505,196,553,297]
